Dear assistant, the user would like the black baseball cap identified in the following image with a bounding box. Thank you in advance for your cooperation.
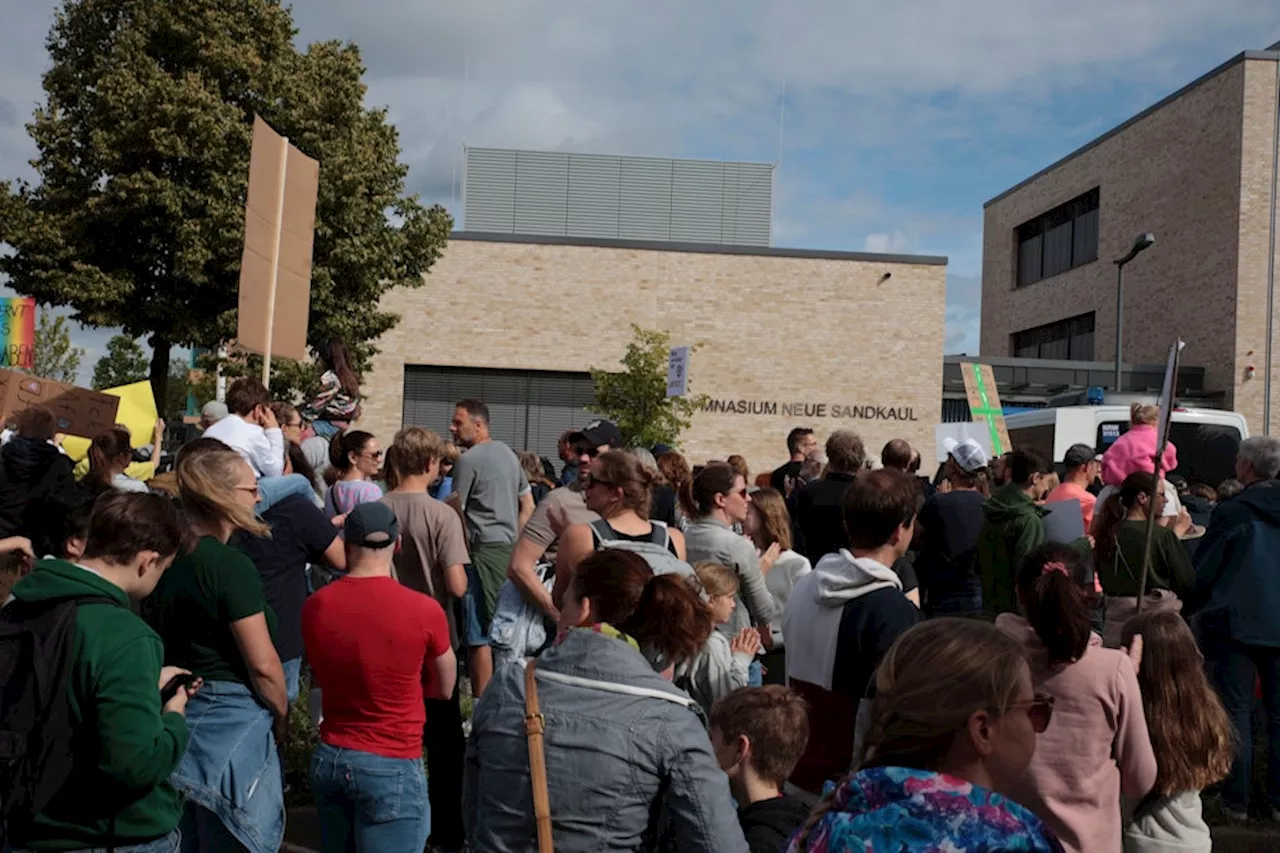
[569,419,622,449]
[344,502,399,549]
[1062,443,1100,468]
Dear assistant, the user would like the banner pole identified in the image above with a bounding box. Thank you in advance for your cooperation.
[261,133,289,390]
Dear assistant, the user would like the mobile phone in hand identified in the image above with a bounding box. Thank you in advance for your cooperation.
[160,672,198,704]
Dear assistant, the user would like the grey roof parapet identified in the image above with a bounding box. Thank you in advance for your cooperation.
[448,231,948,266]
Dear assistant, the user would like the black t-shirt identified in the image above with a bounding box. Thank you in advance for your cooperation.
[231,494,337,661]
[792,473,858,563]
[770,461,803,494]
[649,484,678,528]
[914,490,987,600]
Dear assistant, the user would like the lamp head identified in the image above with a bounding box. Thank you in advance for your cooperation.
[1116,232,1156,265]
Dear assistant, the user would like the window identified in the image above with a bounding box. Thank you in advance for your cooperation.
[1011,313,1096,361]
[1015,188,1100,287]
[1096,420,1241,488]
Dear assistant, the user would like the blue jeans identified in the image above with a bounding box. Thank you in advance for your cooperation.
[282,657,302,705]
[312,420,340,438]
[748,659,764,687]
[1204,633,1280,812]
[256,473,316,514]
[7,830,180,853]
[310,742,429,853]
[460,565,490,647]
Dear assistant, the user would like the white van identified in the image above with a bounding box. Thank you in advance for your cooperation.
[1004,405,1249,488]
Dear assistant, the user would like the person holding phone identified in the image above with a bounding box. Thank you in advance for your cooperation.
[4,492,196,853]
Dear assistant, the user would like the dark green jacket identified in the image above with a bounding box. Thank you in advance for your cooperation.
[8,560,187,851]
[978,484,1047,616]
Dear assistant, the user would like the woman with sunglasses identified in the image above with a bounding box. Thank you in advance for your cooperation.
[324,430,384,520]
[552,450,686,606]
[143,439,289,853]
[684,463,776,652]
[995,543,1156,853]
[789,618,1062,851]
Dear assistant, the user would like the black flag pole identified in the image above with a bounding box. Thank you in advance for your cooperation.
[1136,340,1184,612]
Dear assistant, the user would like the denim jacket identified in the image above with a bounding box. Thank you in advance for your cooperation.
[684,517,775,634]
[170,681,284,853]
[464,630,748,853]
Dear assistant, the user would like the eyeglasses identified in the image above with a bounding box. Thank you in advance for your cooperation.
[284,421,303,429]
[1008,693,1055,733]
[583,473,614,489]
[363,450,384,460]
[235,484,263,499]
[575,444,600,459]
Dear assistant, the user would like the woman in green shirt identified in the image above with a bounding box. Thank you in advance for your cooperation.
[1094,470,1194,646]
[143,438,288,853]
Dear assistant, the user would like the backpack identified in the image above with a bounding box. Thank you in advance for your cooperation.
[0,594,121,843]
[589,520,695,581]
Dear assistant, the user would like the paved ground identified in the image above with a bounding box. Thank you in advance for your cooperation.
[280,805,1280,853]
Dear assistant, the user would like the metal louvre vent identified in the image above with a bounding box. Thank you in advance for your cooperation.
[402,365,596,462]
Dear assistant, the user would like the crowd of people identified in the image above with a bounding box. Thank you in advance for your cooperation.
[0,364,1275,852]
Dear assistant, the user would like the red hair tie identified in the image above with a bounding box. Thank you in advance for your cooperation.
[1043,561,1069,576]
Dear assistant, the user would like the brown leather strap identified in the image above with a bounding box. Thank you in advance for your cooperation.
[524,660,554,853]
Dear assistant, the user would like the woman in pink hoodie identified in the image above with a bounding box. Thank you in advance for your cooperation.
[996,542,1157,853]
[1101,402,1177,487]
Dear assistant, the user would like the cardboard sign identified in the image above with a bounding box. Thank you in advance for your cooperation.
[960,362,1011,456]
[62,380,159,465]
[666,345,689,398]
[0,370,120,439]
[236,115,319,365]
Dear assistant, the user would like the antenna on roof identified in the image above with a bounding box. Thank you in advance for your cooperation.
[775,76,787,168]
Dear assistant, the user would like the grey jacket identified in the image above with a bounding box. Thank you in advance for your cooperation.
[464,630,748,853]
[674,630,751,715]
[684,517,775,634]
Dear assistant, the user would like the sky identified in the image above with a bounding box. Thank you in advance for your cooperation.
[2,1,1279,384]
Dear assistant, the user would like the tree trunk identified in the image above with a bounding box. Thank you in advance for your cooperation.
[149,337,170,411]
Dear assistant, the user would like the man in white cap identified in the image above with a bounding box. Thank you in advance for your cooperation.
[913,437,990,617]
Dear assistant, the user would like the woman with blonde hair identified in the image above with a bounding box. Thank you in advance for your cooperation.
[787,619,1062,852]
[519,450,555,505]
[1121,611,1234,852]
[144,439,288,853]
[743,487,811,651]
[674,561,760,713]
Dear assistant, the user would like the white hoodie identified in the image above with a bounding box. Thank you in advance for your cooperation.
[783,549,902,690]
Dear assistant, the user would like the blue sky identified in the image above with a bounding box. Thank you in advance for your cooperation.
[2,0,1279,381]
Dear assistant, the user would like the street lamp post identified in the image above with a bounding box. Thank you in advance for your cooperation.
[1113,233,1156,392]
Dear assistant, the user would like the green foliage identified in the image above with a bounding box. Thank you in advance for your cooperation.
[28,312,84,384]
[0,0,452,406]
[589,325,708,449]
[91,334,149,389]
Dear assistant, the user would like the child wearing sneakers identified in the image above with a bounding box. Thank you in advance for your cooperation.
[709,686,813,853]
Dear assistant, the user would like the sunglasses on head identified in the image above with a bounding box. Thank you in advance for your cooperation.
[1008,693,1054,733]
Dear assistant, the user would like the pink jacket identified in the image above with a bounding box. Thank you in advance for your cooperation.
[1101,424,1177,486]
[996,614,1157,853]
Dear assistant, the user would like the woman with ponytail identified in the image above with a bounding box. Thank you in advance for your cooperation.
[323,430,383,519]
[465,548,746,851]
[996,543,1156,853]
[787,619,1061,852]
[143,441,288,853]
[84,426,147,495]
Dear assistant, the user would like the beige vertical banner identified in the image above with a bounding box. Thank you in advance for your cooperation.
[236,115,320,386]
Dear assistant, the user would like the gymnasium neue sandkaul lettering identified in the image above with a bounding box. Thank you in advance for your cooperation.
[699,398,920,422]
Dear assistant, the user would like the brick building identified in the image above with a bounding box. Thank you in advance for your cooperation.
[362,232,947,468]
[981,41,1280,433]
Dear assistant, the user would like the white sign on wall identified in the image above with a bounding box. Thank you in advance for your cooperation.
[666,346,690,398]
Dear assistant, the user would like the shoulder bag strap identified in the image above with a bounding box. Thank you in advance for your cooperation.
[524,661,555,853]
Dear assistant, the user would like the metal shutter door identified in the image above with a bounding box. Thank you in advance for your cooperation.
[525,372,596,461]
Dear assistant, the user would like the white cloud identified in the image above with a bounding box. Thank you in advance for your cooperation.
[864,231,911,255]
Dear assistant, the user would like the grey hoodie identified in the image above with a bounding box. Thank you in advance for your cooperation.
[464,629,748,853]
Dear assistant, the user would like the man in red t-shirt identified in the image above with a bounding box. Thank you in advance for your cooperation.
[303,501,457,851]
[1046,443,1101,533]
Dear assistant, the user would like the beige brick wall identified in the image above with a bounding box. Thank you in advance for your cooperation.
[981,61,1248,410]
[1238,58,1280,435]
[358,238,947,472]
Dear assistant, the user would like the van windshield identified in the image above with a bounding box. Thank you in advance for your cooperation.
[1096,421,1242,488]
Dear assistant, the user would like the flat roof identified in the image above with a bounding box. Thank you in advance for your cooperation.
[985,47,1280,208]
[450,231,949,266]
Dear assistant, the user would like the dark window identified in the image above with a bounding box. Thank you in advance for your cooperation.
[1015,188,1100,287]
[1096,420,1241,488]
[1010,312,1096,361]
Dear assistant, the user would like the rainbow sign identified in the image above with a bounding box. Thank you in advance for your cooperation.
[0,298,36,370]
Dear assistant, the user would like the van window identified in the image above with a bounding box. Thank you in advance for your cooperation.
[1009,424,1054,463]
[1095,421,1241,488]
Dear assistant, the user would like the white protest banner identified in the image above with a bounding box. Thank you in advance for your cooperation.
[666,345,689,398]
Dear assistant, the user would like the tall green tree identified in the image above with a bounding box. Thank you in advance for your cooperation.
[589,325,708,449]
[91,334,149,389]
[0,0,451,405]
[28,311,84,383]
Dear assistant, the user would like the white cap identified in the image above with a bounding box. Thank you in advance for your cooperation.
[943,437,990,473]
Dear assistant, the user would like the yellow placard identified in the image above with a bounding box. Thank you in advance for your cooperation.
[63,381,160,481]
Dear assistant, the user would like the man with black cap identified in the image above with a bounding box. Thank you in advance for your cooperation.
[504,420,619,623]
[1046,443,1101,534]
[303,502,457,850]
[914,438,990,617]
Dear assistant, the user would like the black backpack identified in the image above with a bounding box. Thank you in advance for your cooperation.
[0,594,121,843]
